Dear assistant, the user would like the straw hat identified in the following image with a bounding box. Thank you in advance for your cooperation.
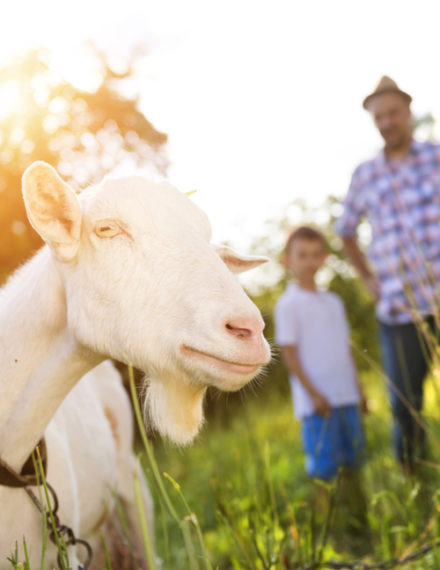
[363,76,412,109]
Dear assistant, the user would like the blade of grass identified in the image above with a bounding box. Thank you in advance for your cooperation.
[181,518,200,570]
[33,446,70,570]
[215,495,257,570]
[22,538,30,570]
[163,472,213,570]
[129,365,212,569]
[128,366,180,523]
[133,469,158,570]
[30,447,49,569]
[111,493,142,569]
[99,532,113,570]
[263,441,279,528]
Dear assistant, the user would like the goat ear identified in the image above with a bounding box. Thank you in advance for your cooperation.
[214,245,269,274]
[22,161,81,261]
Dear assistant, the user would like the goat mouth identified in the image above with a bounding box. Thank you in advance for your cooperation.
[181,345,262,375]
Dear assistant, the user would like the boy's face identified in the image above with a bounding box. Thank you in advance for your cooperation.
[286,238,326,280]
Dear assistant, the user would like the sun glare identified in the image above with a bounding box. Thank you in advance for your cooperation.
[0,82,24,121]
[49,46,105,93]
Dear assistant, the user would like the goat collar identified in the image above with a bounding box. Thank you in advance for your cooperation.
[0,440,47,488]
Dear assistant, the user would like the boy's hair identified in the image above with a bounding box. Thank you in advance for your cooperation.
[284,225,328,256]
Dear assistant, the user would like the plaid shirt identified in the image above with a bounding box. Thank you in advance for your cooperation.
[335,140,440,324]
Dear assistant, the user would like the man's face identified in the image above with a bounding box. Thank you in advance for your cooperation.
[368,92,411,149]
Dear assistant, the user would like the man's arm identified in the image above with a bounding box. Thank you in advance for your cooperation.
[280,345,331,417]
[342,236,380,300]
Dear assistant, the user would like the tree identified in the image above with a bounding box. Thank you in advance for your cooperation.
[0,45,168,280]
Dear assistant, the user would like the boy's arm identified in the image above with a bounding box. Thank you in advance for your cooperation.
[280,345,331,417]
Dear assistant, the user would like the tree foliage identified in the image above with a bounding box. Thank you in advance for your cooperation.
[0,46,168,280]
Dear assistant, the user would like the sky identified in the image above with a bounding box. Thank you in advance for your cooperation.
[2,0,440,257]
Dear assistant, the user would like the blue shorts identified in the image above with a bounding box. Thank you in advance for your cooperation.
[301,404,365,480]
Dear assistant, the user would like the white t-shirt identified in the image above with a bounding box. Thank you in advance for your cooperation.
[274,283,360,418]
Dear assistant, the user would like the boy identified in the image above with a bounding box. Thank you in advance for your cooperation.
[274,226,367,518]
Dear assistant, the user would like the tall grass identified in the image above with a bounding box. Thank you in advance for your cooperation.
[128,366,213,570]
[8,365,440,569]
[149,368,440,569]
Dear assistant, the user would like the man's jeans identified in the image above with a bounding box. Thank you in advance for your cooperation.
[379,318,435,467]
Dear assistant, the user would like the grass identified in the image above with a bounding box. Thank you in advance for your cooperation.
[8,366,440,569]
[147,368,440,569]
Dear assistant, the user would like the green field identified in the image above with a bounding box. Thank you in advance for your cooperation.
[7,367,440,570]
[146,369,440,569]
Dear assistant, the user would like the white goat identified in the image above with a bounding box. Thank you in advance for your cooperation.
[0,162,270,569]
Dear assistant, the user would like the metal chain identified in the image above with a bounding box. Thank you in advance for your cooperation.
[299,537,440,569]
[25,483,93,570]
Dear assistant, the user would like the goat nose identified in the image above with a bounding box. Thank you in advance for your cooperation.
[225,315,264,339]
[226,322,252,338]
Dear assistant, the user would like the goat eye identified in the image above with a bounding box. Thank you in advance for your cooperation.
[94,221,120,238]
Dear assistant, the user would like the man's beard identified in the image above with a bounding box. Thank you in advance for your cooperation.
[383,130,410,151]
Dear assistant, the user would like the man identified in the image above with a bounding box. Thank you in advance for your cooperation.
[335,76,440,473]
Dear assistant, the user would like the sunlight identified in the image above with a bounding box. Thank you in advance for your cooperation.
[49,45,105,92]
[0,82,24,121]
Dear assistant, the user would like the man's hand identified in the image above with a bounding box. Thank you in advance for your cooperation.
[342,236,380,300]
[360,393,369,414]
[364,274,381,301]
[310,391,331,417]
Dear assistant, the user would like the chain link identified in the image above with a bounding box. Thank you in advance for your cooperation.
[25,483,93,570]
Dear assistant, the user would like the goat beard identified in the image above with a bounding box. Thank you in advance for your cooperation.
[143,373,207,445]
